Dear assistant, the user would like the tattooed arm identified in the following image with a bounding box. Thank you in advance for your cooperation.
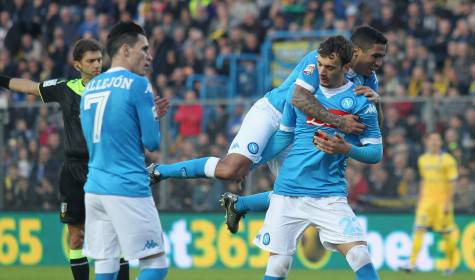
[292,85,365,134]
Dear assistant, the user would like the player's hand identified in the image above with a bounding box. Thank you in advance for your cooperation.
[354,86,380,103]
[313,131,351,154]
[338,115,365,135]
[147,163,161,185]
[154,96,170,118]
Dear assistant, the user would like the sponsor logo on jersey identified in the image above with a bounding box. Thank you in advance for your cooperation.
[143,239,159,250]
[180,167,188,178]
[247,142,259,155]
[306,109,348,128]
[364,103,377,114]
[263,233,271,245]
[340,97,355,110]
[303,64,316,75]
[43,79,58,87]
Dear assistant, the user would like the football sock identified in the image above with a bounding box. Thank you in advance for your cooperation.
[117,258,129,280]
[156,157,218,179]
[443,230,457,269]
[409,230,424,267]
[356,263,379,280]
[137,268,168,280]
[69,249,89,280]
[235,191,272,214]
[263,276,285,280]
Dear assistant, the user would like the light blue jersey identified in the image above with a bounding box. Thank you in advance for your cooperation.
[264,50,318,113]
[275,81,382,197]
[265,50,378,113]
[80,67,161,197]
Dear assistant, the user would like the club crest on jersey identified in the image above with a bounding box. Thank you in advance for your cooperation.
[303,64,315,75]
[247,142,259,155]
[262,233,271,245]
[340,97,355,110]
[306,109,348,128]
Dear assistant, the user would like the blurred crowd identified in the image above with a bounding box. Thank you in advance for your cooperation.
[1,0,475,212]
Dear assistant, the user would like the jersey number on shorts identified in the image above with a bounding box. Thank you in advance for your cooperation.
[83,91,111,143]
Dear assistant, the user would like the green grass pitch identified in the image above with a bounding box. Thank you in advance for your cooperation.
[1,267,474,280]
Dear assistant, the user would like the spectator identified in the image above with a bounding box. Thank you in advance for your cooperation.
[174,90,203,138]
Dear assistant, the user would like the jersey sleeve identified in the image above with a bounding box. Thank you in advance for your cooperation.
[294,51,320,93]
[279,90,297,132]
[354,99,382,145]
[38,79,67,103]
[134,78,161,151]
[444,154,458,181]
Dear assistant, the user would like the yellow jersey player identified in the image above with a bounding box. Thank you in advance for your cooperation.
[403,132,458,275]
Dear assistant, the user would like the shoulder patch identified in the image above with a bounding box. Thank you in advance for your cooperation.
[145,83,153,94]
[43,79,58,87]
[303,64,315,75]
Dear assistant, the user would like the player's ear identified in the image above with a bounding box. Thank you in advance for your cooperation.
[352,47,361,59]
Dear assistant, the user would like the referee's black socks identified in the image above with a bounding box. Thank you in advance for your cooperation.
[69,249,89,280]
[118,258,130,280]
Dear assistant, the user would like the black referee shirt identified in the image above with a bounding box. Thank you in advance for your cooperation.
[38,78,88,161]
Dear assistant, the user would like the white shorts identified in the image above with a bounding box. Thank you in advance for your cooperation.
[83,193,165,260]
[254,194,365,255]
[228,97,282,163]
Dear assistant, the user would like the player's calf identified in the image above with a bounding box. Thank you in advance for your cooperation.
[344,244,379,280]
[215,154,253,180]
[263,254,293,280]
[138,253,168,280]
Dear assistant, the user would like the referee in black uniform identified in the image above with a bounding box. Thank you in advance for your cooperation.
[0,39,129,280]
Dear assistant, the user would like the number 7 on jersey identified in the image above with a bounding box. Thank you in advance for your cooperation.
[83,91,111,143]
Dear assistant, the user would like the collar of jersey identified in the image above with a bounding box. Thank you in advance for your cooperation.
[319,81,353,98]
[106,66,128,73]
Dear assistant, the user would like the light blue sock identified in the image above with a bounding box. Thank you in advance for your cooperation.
[95,272,118,280]
[138,268,168,280]
[263,276,284,280]
[157,157,210,179]
[235,191,272,214]
[356,263,379,280]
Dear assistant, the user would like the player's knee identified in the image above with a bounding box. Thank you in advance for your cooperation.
[345,244,372,272]
[138,253,168,280]
[215,157,251,180]
[265,254,293,278]
[95,258,120,274]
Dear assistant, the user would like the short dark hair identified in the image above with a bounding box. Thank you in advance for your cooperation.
[318,35,353,65]
[106,21,146,59]
[351,25,388,51]
[72,39,102,61]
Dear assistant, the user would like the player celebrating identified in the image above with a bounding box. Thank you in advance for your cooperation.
[80,21,169,280]
[402,132,458,275]
[255,35,382,280]
[147,27,389,184]
[0,39,130,280]
[219,25,387,233]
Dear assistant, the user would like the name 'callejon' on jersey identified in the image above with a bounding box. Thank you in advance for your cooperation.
[85,75,133,91]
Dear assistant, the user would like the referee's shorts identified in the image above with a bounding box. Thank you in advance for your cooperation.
[59,159,88,225]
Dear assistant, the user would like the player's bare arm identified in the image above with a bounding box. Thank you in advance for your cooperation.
[354,85,384,129]
[292,85,365,134]
[0,75,40,96]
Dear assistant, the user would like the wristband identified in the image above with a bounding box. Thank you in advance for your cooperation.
[0,75,11,89]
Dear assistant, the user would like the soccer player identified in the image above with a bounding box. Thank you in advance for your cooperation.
[217,26,387,233]
[402,132,458,275]
[80,21,168,280]
[255,35,382,280]
[0,39,130,280]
